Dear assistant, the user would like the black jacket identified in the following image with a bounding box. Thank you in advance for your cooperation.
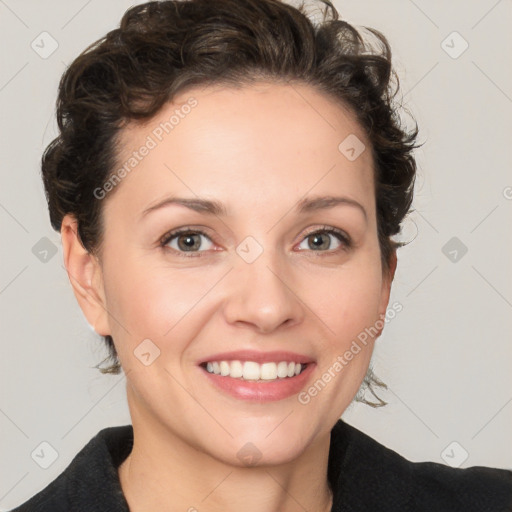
[9,419,512,511]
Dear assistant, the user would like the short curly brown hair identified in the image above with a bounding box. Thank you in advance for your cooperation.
[41,0,418,403]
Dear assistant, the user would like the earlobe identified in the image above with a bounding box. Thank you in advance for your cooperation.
[60,214,111,336]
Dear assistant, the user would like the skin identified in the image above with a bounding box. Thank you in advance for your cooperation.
[61,81,397,512]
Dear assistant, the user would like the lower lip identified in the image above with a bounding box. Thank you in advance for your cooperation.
[199,363,316,402]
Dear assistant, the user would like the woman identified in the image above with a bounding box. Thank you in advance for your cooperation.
[10,0,512,510]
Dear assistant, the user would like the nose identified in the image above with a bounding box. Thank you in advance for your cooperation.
[222,247,305,334]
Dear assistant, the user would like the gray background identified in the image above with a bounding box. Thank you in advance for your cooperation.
[1,0,511,508]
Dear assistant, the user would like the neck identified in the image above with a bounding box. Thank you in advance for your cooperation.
[118,409,333,512]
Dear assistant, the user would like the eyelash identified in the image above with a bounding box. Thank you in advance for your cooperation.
[159,225,352,258]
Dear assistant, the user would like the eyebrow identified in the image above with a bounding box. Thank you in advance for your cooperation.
[141,194,367,221]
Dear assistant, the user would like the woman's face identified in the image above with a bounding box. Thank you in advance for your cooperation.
[69,81,395,466]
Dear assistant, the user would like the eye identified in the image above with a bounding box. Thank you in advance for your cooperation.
[296,226,351,254]
[160,228,214,257]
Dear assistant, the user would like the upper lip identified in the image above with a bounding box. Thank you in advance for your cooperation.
[198,350,314,365]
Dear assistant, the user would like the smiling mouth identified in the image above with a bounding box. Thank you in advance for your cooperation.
[200,360,308,381]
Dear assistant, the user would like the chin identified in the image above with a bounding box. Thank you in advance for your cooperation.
[211,421,321,468]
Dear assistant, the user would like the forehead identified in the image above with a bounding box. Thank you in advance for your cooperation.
[107,81,374,221]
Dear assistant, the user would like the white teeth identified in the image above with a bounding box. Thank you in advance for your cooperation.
[260,362,277,380]
[277,361,289,378]
[230,360,243,378]
[204,360,305,381]
[220,361,230,376]
[242,361,260,380]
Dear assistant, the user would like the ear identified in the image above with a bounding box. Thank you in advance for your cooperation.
[376,249,397,334]
[60,214,111,336]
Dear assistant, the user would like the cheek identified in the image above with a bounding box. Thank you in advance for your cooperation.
[312,262,384,345]
[102,255,213,354]
[307,266,382,408]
